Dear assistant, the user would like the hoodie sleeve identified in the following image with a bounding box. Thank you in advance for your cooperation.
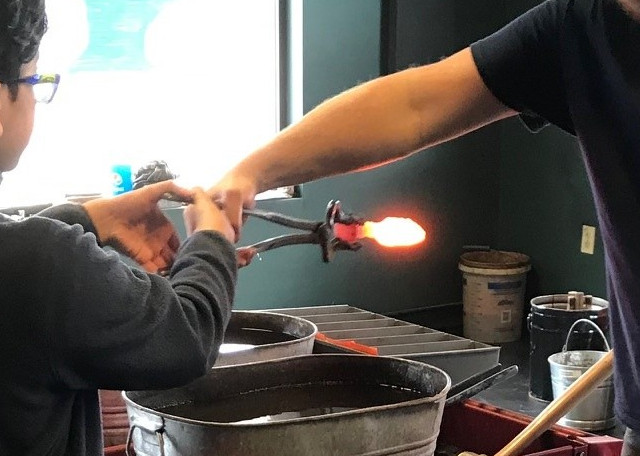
[22,217,237,391]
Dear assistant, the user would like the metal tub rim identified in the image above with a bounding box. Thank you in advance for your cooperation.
[123,354,451,428]
[530,294,609,314]
[215,310,318,366]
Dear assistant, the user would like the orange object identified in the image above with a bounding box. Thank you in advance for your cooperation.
[316,333,378,356]
[334,217,426,247]
[362,217,426,247]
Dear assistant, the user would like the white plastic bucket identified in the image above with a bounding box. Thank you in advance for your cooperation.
[459,250,531,344]
[548,319,615,431]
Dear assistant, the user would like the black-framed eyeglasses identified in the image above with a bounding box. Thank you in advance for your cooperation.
[11,73,61,104]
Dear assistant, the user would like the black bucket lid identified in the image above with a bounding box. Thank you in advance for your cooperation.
[530,294,609,312]
[460,250,530,269]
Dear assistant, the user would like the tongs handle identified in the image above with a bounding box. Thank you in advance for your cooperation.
[248,233,319,253]
[157,197,361,262]
[445,365,518,406]
[243,208,320,231]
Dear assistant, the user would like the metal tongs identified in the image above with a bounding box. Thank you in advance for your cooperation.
[243,200,363,262]
[164,188,365,262]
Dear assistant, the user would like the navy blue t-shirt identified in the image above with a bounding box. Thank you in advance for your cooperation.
[471,0,640,430]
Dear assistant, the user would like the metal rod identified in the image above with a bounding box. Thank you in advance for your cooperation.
[160,195,323,231]
[243,208,321,231]
[247,233,319,253]
[445,365,518,406]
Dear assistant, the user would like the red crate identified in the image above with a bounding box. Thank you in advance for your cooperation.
[439,400,622,456]
[104,444,128,456]
[104,399,623,456]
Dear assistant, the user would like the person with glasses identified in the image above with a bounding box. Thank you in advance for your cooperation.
[212,0,640,454]
[0,2,247,454]
[12,72,60,104]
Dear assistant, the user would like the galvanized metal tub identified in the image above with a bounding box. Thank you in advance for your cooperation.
[101,311,315,447]
[214,310,317,366]
[124,354,451,456]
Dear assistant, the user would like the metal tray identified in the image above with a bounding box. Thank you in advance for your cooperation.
[268,305,500,385]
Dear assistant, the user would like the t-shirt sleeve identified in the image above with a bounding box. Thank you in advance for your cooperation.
[470,0,575,134]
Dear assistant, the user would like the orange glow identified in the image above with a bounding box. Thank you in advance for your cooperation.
[361,217,426,247]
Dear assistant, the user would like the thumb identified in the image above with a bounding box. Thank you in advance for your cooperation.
[144,180,194,203]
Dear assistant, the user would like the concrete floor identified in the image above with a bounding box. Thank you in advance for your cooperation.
[474,335,625,439]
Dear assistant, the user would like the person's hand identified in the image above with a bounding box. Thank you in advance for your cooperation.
[183,187,235,242]
[236,247,257,268]
[83,180,193,273]
[207,172,258,242]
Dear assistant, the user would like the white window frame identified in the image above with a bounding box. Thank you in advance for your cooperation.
[0,0,301,214]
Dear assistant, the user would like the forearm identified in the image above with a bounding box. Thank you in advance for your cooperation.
[234,75,423,193]
[234,48,515,193]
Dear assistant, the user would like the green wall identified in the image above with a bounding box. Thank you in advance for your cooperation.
[496,120,605,298]
[389,0,606,302]
[168,0,606,318]
[228,0,509,313]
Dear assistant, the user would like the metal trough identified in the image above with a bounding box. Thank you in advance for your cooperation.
[124,354,451,456]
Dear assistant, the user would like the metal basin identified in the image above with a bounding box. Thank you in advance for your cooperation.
[99,311,315,448]
[124,354,451,456]
[215,310,317,367]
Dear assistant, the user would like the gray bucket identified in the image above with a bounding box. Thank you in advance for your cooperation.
[547,319,614,430]
[214,311,317,367]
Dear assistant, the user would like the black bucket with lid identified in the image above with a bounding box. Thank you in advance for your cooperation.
[528,293,609,401]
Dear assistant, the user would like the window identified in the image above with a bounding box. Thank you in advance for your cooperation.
[0,0,284,208]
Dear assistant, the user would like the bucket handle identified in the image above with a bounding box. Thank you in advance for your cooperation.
[563,318,610,352]
[126,414,166,456]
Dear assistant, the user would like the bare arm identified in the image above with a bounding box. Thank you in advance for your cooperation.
[211,47,517,236]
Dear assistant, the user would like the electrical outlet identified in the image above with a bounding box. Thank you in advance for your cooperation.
[581,225,596,254]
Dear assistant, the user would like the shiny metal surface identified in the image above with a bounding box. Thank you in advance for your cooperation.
[124,354,451,456]
[548,319,614,431]
[214,310,317,367]
[270,305,500,385]
[445,365,519,406]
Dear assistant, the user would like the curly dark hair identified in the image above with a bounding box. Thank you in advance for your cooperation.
[0,0,47,99]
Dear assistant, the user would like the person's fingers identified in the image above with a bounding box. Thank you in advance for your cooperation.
[158,245,175,269]
[148,255,168,274]
[236,247,257,268]
[222,191,245,242]
[154,225,180,254]
[192,186,209,202]
[182,203,195,235]
[143,180,194,203]
[187,187,235,241]
[128,243,157,273]
[161,180,194,202]
[207,186,221,201]
[237,255,249,267]
[140,260,157,273]
[168,232,180,252]
[139,256,161,273]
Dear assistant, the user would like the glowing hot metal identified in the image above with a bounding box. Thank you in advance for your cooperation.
[246,201,426,262]
[334,217,426,247]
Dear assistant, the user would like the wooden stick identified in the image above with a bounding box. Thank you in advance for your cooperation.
[494,350,614,456]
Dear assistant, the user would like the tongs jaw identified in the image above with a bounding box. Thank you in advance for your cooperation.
[247,200,363,262]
